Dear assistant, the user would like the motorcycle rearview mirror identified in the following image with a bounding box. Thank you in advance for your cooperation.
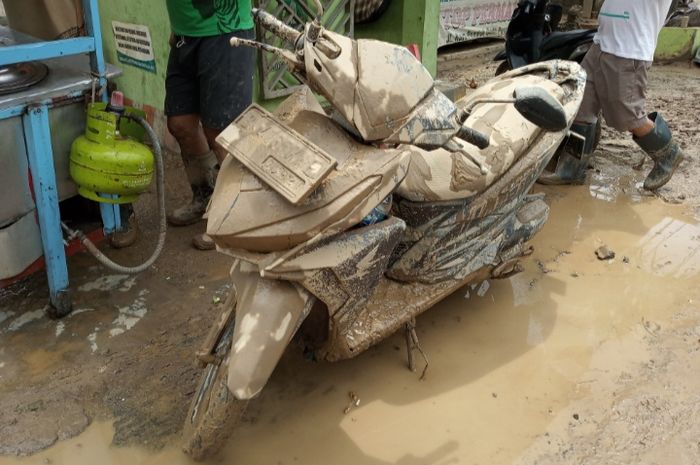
[513,86,568,131]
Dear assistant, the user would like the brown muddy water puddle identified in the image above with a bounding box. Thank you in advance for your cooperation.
[6,184,700,465]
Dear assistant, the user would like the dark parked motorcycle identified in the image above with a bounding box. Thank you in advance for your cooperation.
[494,0,597,75]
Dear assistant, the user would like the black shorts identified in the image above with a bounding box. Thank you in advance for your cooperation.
[164,29,255,131]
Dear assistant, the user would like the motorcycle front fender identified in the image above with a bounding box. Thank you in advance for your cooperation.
[227,262,313,400]
[494,48,507,61]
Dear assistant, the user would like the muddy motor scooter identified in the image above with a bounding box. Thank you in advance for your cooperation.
[181,3,587,460]
[494,0,601,165]
[494,0,597,75]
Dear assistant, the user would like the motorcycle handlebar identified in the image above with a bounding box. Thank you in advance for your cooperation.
[252,8,302,45]
[457,126,490,150]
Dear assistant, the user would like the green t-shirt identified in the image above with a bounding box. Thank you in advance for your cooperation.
[166,0,253,37]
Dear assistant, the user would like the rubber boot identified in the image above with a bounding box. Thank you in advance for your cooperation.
[538,122,597,185]
[167,151,218,226]
[192,233,215,251]
[110,204,139,249]
[634,112,685,191]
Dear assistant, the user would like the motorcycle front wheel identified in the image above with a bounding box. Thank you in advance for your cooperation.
[182,303,248,461]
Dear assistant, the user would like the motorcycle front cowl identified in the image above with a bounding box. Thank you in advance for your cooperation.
[207,96,412,254]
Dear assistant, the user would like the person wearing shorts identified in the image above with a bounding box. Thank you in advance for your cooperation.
[165,0,254,250]
[540,0,684,190]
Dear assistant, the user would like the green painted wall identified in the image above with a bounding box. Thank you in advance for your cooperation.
[97,0,171,109]
[355,0,439,77]
[655,27,700,62]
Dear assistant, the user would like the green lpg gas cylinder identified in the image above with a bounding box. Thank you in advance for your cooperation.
[69,102,154,204]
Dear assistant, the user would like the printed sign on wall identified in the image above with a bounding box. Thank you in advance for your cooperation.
[439,0,518,47]
[112,21,157,73]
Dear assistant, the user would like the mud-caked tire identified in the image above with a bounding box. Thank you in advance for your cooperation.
[182,354,248,461]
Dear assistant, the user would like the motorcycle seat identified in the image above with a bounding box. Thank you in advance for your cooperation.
[396,73,565,202]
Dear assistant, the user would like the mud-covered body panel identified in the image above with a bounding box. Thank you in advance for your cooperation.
[352,39,435,141]
[396,61,585,202]
[227,261,313,400]
[208,104,411,253]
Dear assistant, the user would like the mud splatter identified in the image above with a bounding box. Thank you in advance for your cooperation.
[6,308,45,332]
[78,274,137,293]
[109,291,149,337]
[0,310,16,325]
[87,331,98,353]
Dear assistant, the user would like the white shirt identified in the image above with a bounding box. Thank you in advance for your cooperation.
[594,0,673,61]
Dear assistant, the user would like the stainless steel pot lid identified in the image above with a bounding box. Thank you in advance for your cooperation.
[0,61,49,95]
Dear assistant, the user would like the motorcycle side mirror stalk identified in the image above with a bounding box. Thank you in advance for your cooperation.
[458,86,567,132]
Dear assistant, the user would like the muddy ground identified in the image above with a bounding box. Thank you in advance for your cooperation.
[1,48,699,464]
[0,158,226,454]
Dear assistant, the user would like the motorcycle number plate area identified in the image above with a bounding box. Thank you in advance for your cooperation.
[216,104,336,205]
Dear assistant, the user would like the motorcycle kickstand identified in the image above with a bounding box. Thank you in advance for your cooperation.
[404,317,429,380]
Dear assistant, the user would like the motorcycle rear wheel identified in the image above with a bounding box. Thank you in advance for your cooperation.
[182,309,247,460]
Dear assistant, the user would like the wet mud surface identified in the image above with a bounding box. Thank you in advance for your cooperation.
[0,157,229,455]
[1,56,700,464]
[0,225,231,454]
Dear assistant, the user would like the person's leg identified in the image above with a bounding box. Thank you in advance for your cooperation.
[601,56,684,191]
[202,126,228,164]
[166,114,219,226]
[198,28,255,156]
[632,112,684,190]
[109,203,139,249]
[165,36,220,227]
[630,119,655,138]
[168,114,209,156]
[191,29,255,250]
